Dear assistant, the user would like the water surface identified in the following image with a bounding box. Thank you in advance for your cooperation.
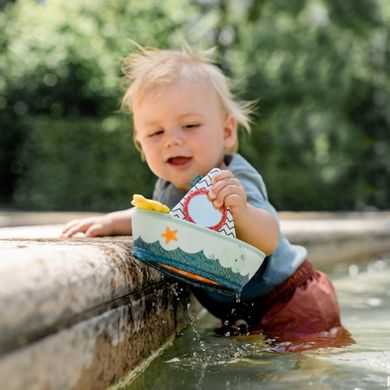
[126,257,390,389]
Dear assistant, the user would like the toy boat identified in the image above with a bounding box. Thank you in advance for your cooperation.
[131,169,266,295]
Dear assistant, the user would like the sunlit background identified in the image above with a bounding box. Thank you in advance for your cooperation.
[1,0,389,212]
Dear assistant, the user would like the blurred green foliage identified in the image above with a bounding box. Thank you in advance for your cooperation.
[13,115,155,211]
[1,0,389,211]
[234,0,390,209]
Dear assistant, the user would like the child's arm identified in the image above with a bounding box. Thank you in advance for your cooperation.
[208,170,279,255]
[61,208,134,238]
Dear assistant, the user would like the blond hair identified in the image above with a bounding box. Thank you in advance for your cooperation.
[121,45,253,152]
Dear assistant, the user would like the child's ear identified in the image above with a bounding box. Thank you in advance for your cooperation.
[223,115,237,150]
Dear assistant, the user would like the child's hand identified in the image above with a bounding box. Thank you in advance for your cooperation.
[61,215,115,239]
[208,170,247,215]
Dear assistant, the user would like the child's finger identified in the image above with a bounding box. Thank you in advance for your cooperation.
[62,219,80,233]
[212,170,234,184]
[62,220,92,238]
[223,193,244,209]
[213,183,246,208]
[85,224,105,237]
[62,218,93,233]
[209,177,241,200]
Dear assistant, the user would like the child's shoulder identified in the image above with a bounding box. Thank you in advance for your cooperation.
[227,153,263,179]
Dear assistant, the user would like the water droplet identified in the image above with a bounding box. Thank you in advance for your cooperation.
[235,291,241,303]
[187,302,208,356]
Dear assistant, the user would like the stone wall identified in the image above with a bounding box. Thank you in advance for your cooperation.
[0,237,189,390]
[1,212,390,389]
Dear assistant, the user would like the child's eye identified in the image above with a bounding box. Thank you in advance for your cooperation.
[184,123,200,129]
[149,129,163,137]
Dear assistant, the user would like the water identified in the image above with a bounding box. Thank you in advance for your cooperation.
[124,257,390,389]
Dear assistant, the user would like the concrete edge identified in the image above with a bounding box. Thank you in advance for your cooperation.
[1,212,390,388]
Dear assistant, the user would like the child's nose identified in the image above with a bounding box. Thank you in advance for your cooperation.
[165,128,184,148]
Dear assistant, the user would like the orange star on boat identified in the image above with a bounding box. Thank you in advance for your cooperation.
[161,226,177,244]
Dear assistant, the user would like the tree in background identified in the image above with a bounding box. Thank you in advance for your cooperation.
[214,0,390,209]
[0,0,198,210]
[0,0,389,211]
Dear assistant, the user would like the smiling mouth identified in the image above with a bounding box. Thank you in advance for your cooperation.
[167,156,192,166]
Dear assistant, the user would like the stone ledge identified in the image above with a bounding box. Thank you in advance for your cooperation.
[0,237,189,389]
[282,214,390,265]
[1,211,389,266]
[0,289,182,390]
[1,212,390,389]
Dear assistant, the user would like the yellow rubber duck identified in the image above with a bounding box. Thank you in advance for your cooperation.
[131,194,170,213]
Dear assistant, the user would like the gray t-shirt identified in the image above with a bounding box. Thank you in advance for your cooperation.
[153,153,307,303]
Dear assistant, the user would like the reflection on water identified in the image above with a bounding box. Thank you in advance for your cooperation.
[124,257,390,390]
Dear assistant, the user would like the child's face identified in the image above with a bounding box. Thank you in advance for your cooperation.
[133,80,237,190]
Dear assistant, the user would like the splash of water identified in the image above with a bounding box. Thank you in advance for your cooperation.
[187,303,207,355]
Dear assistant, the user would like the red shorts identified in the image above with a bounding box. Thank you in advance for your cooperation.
[253,261,341,336]
[215,260,353,347]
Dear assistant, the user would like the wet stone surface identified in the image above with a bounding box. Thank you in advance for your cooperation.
[0,237,190,390]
